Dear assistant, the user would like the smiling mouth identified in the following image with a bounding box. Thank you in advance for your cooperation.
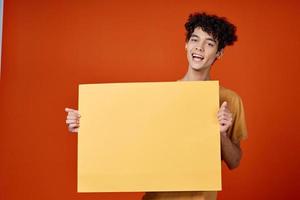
[192,53,204,62]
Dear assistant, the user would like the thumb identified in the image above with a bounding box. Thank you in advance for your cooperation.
[220,101,227,109]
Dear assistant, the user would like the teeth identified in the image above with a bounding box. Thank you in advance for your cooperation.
[192,53,204,60]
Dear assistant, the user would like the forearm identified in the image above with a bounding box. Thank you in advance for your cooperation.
[220,134,242,170]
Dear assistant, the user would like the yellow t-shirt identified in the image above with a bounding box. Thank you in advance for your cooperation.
[219,86,248,143]
[142,86,248,200]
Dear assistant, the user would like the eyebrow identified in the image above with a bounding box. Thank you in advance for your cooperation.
[191,34,216,43]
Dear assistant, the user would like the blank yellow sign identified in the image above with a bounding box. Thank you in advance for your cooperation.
[78,81,221,192]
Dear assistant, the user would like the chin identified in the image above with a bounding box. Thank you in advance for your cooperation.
[191,65,204,71]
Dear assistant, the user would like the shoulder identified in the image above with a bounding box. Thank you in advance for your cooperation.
[219,86,245,116]
[219,86,242,104]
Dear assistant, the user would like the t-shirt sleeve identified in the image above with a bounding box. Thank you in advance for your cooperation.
[230,95,248,144]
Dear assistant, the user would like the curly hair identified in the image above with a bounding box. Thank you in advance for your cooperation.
[185,12,237,51]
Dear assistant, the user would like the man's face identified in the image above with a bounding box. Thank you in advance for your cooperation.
[185,27,221,71]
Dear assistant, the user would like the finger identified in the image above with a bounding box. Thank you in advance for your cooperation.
[68,123,80,128]
[69,126,79,131]
[220,119,232,126]
[218,117,232,123]
[218,108,232,115]
[67,113,81,119]
[224,108,231,114]
[66,119,79,124]
[69,127,78,133]
[217,111,230,117]
[67,111,80,116]
[65,108,76,112]
[220,101,227,109]
[218,117,231,123]
[220,111,232,117]
[218,112,232,120]
[67,115,79,120]
[223,113,232,119]
[217,112,232,119]
[65,108,80,115]
[218,114,233,122]
[218,119,232,127]
[69,126,79,132]
[71,128,79,133]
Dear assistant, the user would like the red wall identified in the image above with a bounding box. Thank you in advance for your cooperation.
[1,0,299,199]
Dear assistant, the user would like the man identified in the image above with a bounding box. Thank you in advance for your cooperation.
[65,12,247,200]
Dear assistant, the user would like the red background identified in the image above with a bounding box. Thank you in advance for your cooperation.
[1,0,299,199]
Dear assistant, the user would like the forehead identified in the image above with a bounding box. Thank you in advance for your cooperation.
[191,27,217,42]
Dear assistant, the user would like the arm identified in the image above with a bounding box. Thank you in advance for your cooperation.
[220,134,242,169]
[218,101,242,170]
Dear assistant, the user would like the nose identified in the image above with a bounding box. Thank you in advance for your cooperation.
[196,46,204,52]
[195,42,205,52]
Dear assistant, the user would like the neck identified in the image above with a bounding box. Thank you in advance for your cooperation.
[182,67,211,81]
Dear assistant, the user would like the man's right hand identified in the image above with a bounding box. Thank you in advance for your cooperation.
[65,108,80,133]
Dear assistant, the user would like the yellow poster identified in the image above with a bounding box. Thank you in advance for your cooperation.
[78,81,221,192]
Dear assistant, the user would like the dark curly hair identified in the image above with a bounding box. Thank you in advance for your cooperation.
[185,12,237,51]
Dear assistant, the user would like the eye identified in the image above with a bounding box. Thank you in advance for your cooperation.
[190,38,198,42]
[208,43,215,47]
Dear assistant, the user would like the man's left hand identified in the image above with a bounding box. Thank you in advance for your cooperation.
[217,101,233,136]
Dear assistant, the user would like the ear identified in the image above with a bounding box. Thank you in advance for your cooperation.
[185,43,187,51]
[216,49,224,59]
